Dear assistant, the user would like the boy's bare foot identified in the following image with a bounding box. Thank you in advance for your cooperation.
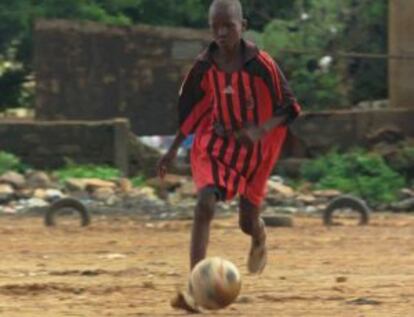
[247,218,267,274]
[170,290,201,313]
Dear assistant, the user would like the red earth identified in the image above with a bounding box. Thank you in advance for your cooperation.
[0,213,413,316]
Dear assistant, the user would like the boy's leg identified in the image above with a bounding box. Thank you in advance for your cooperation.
[171,186,217,312]
[239,196,267,274]
[190,186,217,269]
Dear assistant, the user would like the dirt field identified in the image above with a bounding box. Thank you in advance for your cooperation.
[0,212,413,317]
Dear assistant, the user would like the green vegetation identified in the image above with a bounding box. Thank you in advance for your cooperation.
[130,175,146,188]
[301,149,405,205]
[54,162,121,182]
[0,151,23,174]
[0,0,387,111]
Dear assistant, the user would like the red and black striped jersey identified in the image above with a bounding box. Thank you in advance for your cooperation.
[177,40,301,206]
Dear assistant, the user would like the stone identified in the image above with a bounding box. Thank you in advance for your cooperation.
[400,188,414,199]
[296,194,317,204]
[177,180,197,198]
[146,174,187,191]
[312,189,342,198]
[118,178,132,193]
[33,188,65,201]
[65,178,87,191]
[26,171,52,188]
[267,181,295,198]
[84,179,117,192]
[336,276,348,283]
[0,184,15,203]
[92,187,115,201]
[0,171,26,189]
[390,198,414,212]
[65,178,116,192]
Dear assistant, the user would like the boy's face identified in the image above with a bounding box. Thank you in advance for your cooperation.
[209,6,245,50]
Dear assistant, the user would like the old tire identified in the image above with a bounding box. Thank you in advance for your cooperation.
[323,195,370,226]
[262,215,294,227]
[45,198,91,227]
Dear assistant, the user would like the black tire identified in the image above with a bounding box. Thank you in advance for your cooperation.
[323,195,370,226]
[45,198,91,227]
[262,215,294,227]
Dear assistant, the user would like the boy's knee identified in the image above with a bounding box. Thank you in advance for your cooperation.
[239,197,260,235]
[239,215,253,235]
[195,187,216,222]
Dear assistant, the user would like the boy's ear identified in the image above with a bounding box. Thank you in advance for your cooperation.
[242,19,248,32]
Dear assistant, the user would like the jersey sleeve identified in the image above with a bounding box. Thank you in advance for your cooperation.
[178,62,212,136]
[259,52,301,125]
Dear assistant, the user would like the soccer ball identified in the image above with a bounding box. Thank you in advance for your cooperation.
[188,257,242,310]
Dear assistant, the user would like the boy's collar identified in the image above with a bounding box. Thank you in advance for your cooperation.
[197,39,259,65]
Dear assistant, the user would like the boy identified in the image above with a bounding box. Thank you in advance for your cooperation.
[157,0,301,311]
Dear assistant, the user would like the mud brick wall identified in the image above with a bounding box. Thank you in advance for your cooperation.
[0,119,129,175]
[34,19,210,136]
[389,0,414,108]
[285,108,414,157]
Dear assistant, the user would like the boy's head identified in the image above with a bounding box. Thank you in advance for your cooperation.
[208,0,246,50]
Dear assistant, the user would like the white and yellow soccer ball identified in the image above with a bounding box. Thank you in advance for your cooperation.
[188,257,242,310]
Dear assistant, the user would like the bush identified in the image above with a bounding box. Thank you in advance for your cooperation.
[0,151,23,174]
[54,162,121,181]
[130,175,146,188]
[301,149,406,205]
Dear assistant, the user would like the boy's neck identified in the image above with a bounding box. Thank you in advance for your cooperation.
[219,40,242,62]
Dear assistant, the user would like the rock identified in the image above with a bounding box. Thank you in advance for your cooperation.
[65,178,116,192]
[128,133,161,178]
[0,171,26,189]
[100,253,127,260]
[267,181,295,198]
[366,126,404,145]
[126,186,157,199]
[400,188,414,199]
[312,189,341,198]
[304,206,318,213]
[1,206,17,214]
[266,206,300,214]
[33,189,65,201]
[269,175,284,183]
[146,174,187,192]
[21,198,49,209]
[118,178,132,193]
[390,198,414,212]
[0,183,14,195]
[92,187,115,201]
[26,171,52,188]
[105,195,121,206]
[65,178,87,191]
[262,215,294,227]
[177,180,197,198]
[296,194,316,204]
[84,179,117,192]
[346,297,382,306]
[0,184,15,203]
[336,276,347,283]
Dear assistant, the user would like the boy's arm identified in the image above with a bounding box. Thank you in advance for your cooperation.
[236,115,288,145]
[157,61,211,179]
[157,131,186,179]
[238,57,300,145]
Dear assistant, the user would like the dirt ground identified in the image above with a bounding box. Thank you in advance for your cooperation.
[0,212,413,317]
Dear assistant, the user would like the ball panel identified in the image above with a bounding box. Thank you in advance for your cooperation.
[189,257,241,310]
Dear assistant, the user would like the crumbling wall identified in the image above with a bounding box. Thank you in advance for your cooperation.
[389,0,414,108]
[287,108,414,157]
[0,119,130,175]
[34,19,210,136]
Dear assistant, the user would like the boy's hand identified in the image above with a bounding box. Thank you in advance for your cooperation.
[235,126,266,146]
[157,149,177,179]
